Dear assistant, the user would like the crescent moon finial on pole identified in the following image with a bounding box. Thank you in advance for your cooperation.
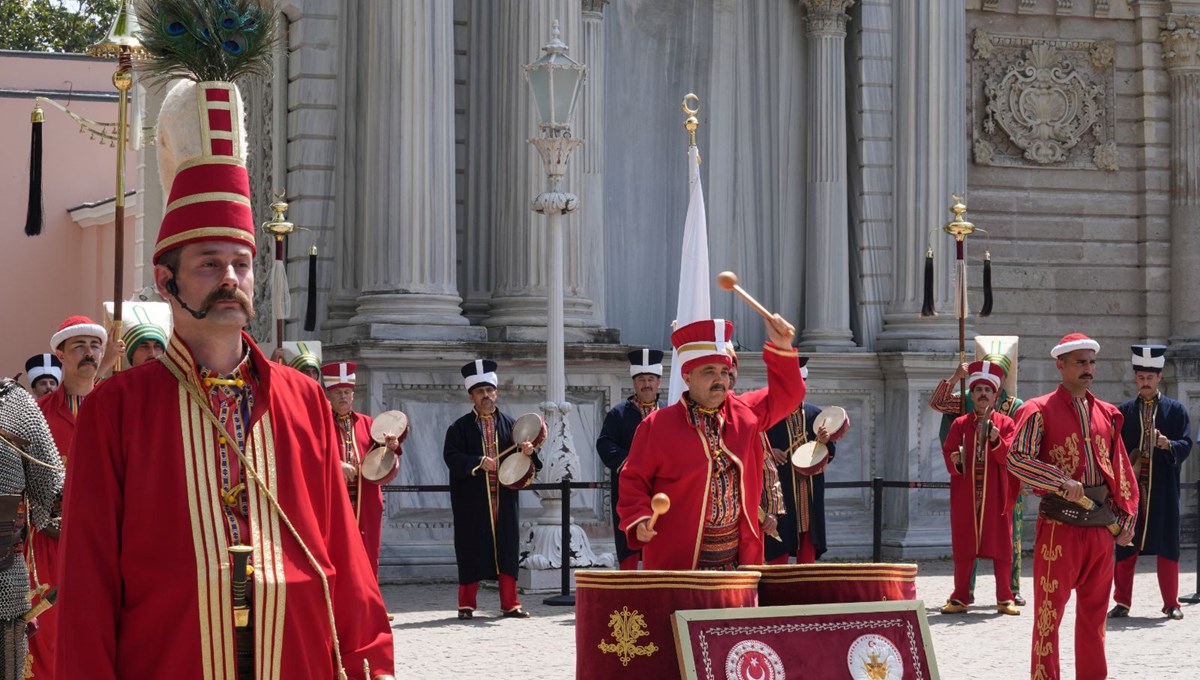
[682,93,700,148]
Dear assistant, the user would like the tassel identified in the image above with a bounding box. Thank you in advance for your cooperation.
[270,258,292,322]
[979,251,993,317]
[304,245,318,331]
[920,246,936,317]
[24,105,44,236]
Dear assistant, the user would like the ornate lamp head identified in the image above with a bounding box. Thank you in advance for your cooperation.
[523,20,588,135]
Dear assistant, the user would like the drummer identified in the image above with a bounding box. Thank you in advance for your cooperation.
[763,357,837,564]
[443,360,538,619]
[619,314,803,570]
[321,361,401,577]
[597,349,666,570]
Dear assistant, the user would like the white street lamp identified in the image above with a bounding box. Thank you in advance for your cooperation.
[519,21,613,597]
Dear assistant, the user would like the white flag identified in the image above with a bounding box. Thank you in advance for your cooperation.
[668,145,711,404]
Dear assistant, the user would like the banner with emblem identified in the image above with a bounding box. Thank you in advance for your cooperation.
[673,600,940,680]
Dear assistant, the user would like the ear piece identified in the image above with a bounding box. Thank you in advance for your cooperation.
[166,278,179,296]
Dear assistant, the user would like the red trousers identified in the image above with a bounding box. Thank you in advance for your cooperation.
[765,531,817,565]
[1031,519,1113,680]
[952,550,1013,604]
[458,573,521,612]
[1113,552,1179,610]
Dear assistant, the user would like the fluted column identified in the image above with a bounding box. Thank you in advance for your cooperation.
[799,0,856,350]
[874,0,965,352]
[578,0,609,326]
[349,1,472,336]
[1163,13,1200,350]
[483,1,593,340]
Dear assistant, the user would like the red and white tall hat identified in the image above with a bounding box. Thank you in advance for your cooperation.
[50,315,107,351]
[153,82,257,263]
[967,360,1005,392]
[1050,333,1100,358]
[671,319,735,375]
[320,361,357,390]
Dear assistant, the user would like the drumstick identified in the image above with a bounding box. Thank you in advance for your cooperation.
[717,271,794,337]
[647,493,671,531]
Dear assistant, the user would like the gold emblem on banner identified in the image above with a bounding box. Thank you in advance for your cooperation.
[597,606,658,666]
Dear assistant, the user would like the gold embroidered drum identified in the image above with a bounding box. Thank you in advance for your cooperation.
[789,440,830,476]
[813,405,850,442]
[745,563,918,607]
[574,570,761,680]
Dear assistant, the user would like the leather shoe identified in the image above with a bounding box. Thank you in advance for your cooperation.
[1164,606,1184,620]
[457,608,473,620]
[1013,593,1027,607]
[1107,604,1129,619]
[940,599,968,614]
[996,601,1020,616]
[502,607,532,619]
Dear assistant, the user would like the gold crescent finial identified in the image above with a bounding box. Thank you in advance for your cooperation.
[682,93,700,148]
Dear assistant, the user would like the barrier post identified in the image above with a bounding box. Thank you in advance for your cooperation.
[1181,480,1200,604]
[872,476,884,563]
[544,476,575,606]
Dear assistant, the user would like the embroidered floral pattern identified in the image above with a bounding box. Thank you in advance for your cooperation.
[1047,433,1079,478]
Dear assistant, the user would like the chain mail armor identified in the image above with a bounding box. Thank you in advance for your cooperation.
[0,379,64,679]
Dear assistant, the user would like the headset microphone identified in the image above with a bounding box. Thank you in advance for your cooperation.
[166,279,208,320]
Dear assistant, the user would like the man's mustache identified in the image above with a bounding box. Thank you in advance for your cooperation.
[202,287,255,318]
[1080,374,1094,380]
[79,357,97,367]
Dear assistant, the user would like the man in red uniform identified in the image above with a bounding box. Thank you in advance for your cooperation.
[618,314,803,570]
[1007,333,1137,680]
[322,361,401,576]
[54,35,395,678]
[939,360,1018,616]
[31,314,107,678]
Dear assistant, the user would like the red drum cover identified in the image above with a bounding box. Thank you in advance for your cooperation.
[574,570,760,680]
[746,563,918,607]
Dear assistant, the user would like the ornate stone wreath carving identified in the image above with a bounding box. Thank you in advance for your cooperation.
[971,29,1117,171]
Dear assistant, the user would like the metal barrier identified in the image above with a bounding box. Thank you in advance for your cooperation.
[383,476,1200,606]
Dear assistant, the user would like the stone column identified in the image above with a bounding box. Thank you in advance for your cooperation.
[874,0,964,352]
[799,0,856,350]
[579,0,609,327]
[483,2,607,342]
[348,1,476,339]
[1163,13,1200,351]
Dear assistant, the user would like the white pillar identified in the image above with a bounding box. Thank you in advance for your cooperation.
[799,0,856,350]
[874,0,964,352]
[1163,13,1200,350]
[348,1,473,338]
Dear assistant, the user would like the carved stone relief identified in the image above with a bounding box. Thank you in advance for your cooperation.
[970,29,1117,171]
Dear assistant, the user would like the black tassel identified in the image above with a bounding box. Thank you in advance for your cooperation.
[24,106,44,236]
[303,245,318,331]
[920,247,936,317]
[979,251,993,318]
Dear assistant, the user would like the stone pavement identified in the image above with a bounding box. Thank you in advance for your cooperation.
[383,553,1200,679]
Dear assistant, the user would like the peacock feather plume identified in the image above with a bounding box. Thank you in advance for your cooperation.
[135,0,278,85]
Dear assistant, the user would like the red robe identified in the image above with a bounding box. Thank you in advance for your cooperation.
[337,410,400,576]
[31,385,78,679]
[941,410,1016,560]
[618,343,804,569]
[56,333,394,679]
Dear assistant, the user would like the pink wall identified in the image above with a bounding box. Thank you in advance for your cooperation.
[0,51,137,380]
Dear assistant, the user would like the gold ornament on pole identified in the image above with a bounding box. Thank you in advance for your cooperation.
[262,192,296,347]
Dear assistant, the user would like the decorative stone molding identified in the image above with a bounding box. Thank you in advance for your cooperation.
[1162,14,1200,71]
[242,69,275,342]
[800,0,854,36]
[971,30,1117,171]
[581,0,609,15]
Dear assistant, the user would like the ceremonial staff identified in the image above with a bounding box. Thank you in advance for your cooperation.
[922,196,993,414]
[88,1,149,370]
[262,194,293,347]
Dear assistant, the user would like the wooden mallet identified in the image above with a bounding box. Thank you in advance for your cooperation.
[717,271,794,337]
[647,492,671,531]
